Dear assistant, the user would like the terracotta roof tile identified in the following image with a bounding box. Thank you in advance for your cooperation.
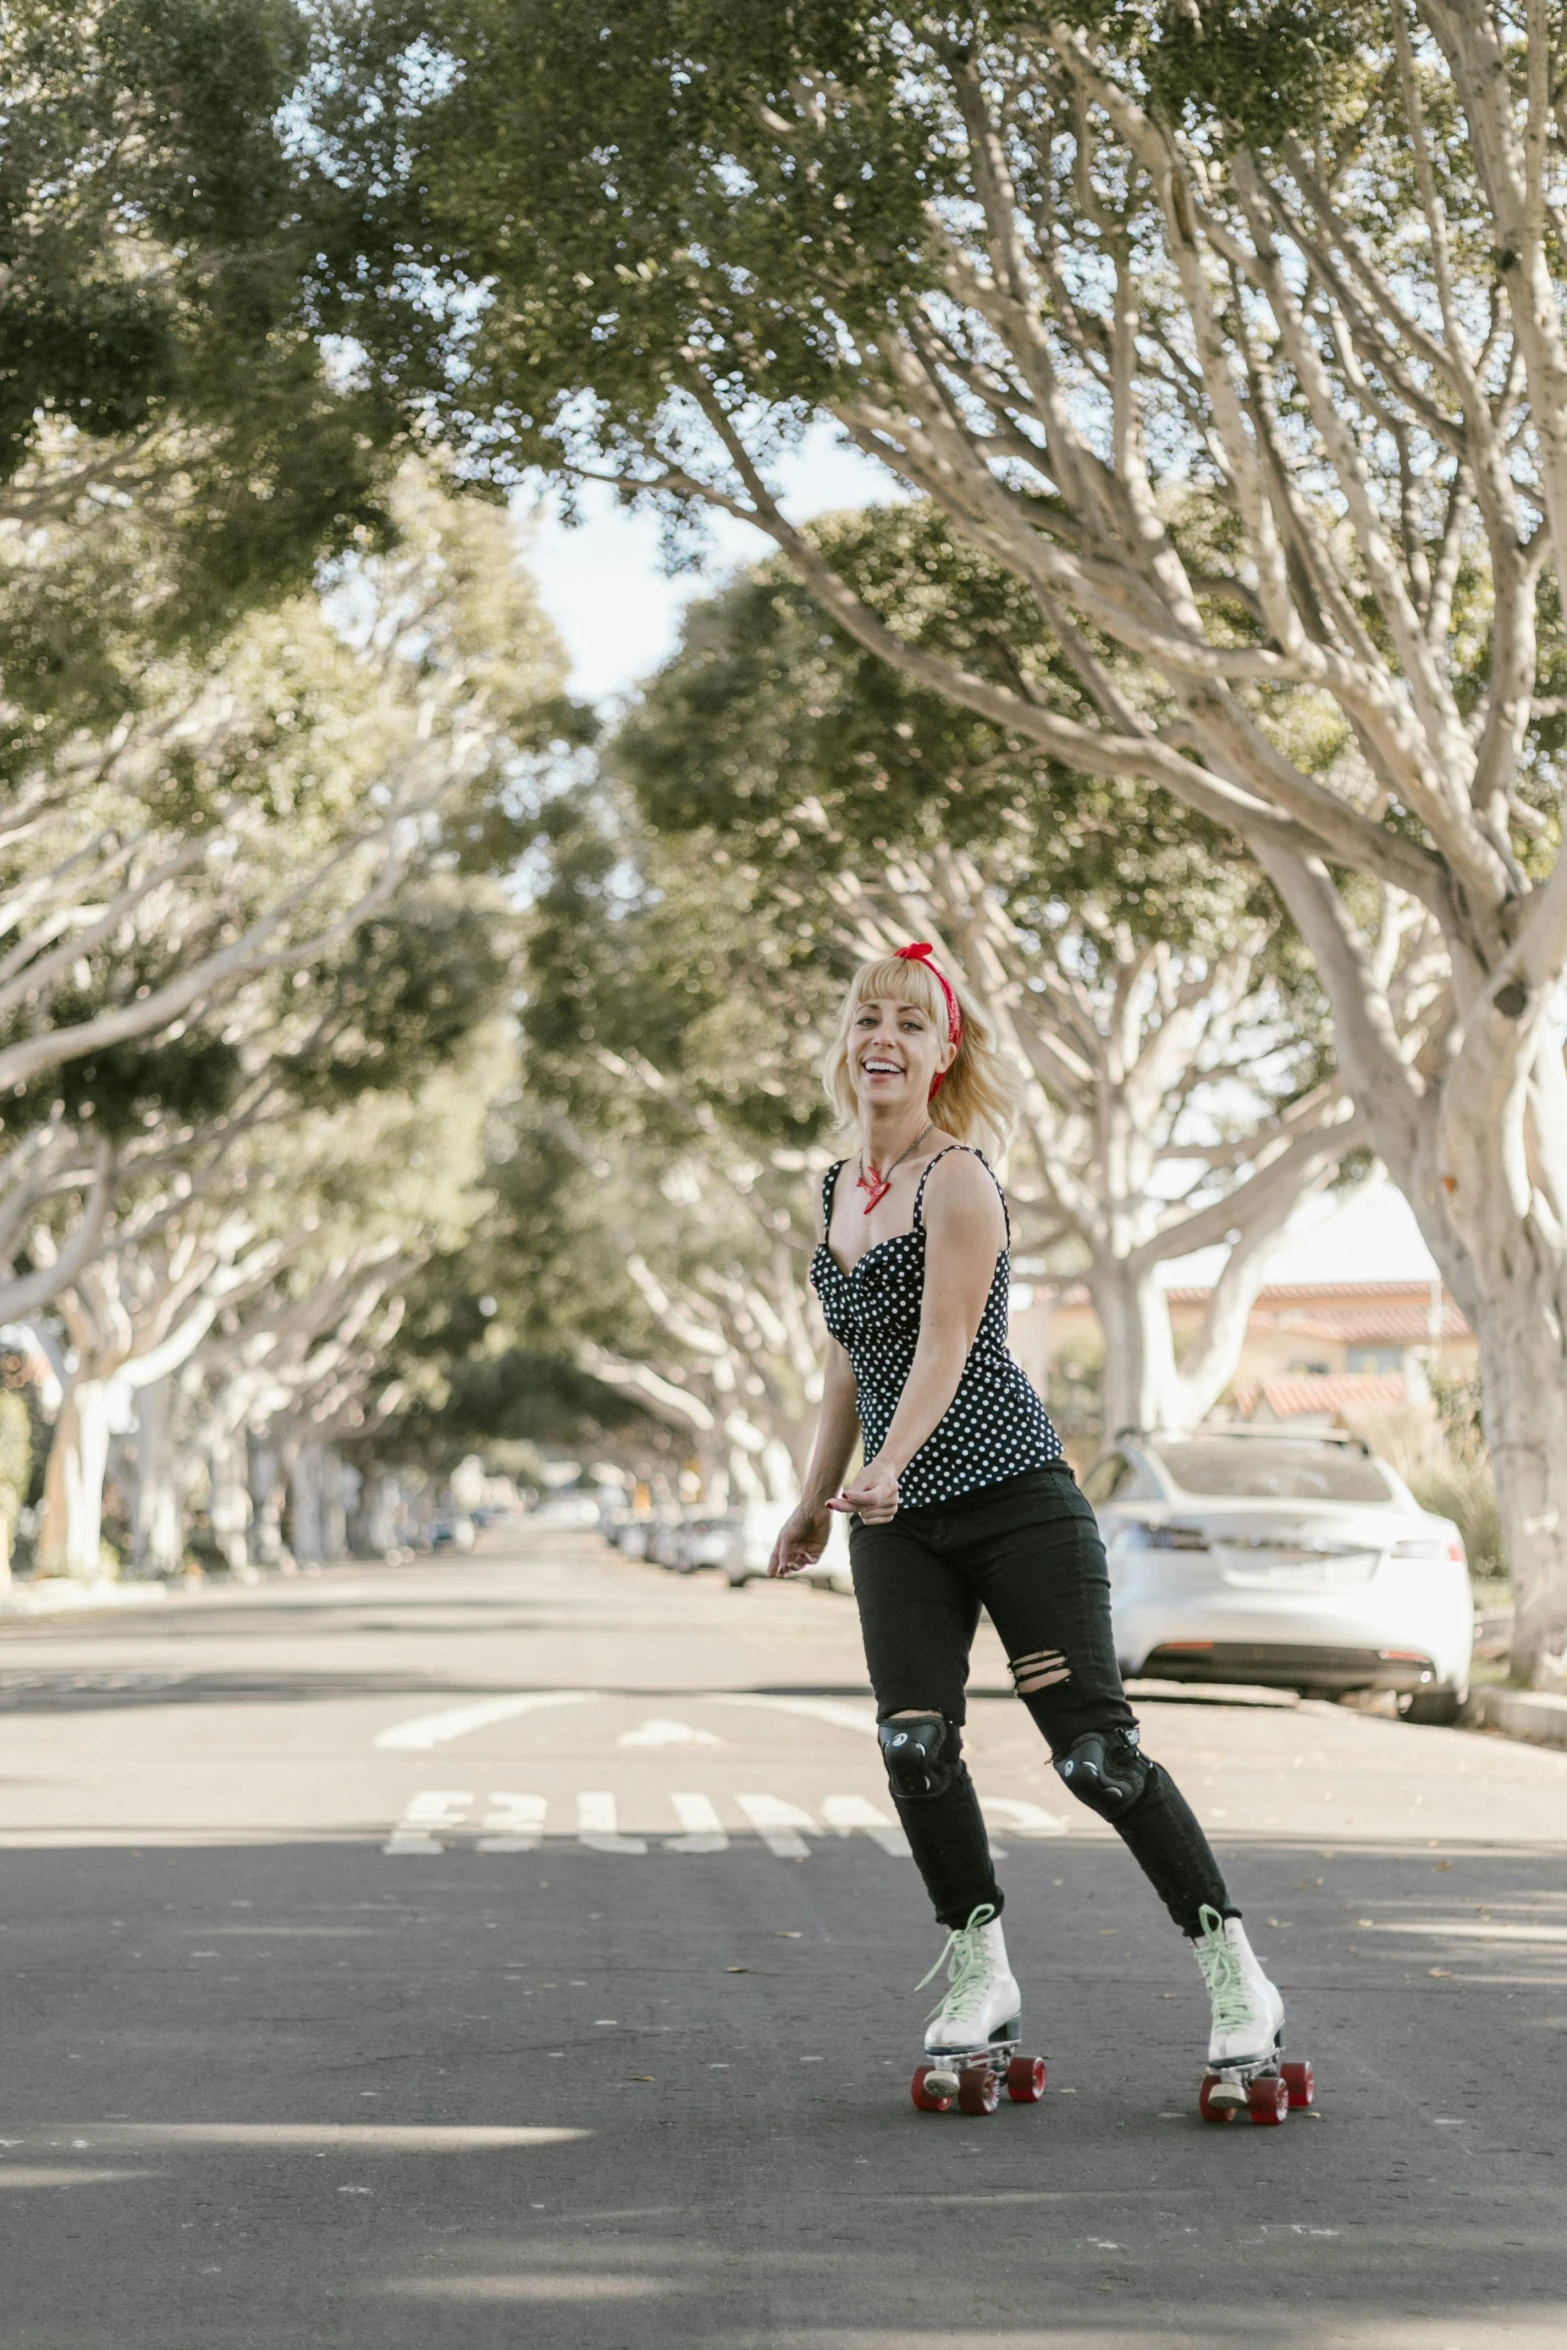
[1233,1373,1413,1422]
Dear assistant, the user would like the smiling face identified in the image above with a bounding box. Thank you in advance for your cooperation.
[848,993,957,1117]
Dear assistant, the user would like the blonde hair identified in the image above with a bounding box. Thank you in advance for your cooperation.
[823,952,1021,1155]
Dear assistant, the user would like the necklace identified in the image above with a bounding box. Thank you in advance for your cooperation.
[855,1122,933,1215]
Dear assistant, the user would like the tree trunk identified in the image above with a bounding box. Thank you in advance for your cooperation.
[759,1436,798,1505]
[356,1467,402,1555]
[132,1375,183,1578]
[327,1458,354,1561]
[1089,1260,1181,1439]
[208,1424,251,1571]
[37,1377,114,1579]
[290,1443,327,1566]
[248,1433,289,1567]
[1467,1288,1567,1686]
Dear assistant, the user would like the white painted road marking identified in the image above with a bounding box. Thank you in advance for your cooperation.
[383,1791,473,1855]
[819,1794,910,1856]
[981,1796,1067,1837]
[373,1688,880,1752]
[667,1793,728,1853]
[577,1792,647,1855]
[375,1691,598,1751]
[734,1794,815,1859]
[57,2124,587,2150]
[383,1789,1068,1858]
[1362,1919,1567,1945]
[476,1794,548,1852]
[618,1719,722,1748]
[710,1693,878,1737]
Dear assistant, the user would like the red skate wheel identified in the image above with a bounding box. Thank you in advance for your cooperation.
[957,2064,1001,2116]
[1281,2060,1314,2109]
[911,2066,953,2112]
[1198,2072,1238,2123]
[1006,2054,1047,2104]
[1247,2073,1289,2126]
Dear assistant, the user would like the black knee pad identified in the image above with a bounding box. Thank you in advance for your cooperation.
[878,1714,964,1802]
[1054,1726,1151,1821]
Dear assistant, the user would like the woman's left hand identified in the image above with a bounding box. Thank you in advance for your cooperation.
[828,1456,900,1524]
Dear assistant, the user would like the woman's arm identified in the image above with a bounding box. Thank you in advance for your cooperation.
[831,1152,1003,1525]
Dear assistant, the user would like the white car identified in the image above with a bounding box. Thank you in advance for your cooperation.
[1082,1429,1473,1723]
[721,1499,853,1590]
[674,1512,742,1573]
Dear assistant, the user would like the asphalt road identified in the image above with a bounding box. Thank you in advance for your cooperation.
[2,1528,1565,2349]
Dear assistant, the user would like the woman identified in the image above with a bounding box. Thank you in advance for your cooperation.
[770,943,1292,2117]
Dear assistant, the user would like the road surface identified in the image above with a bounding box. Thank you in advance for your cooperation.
[1,1528,1565,2347]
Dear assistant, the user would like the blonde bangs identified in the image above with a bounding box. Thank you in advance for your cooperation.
[822,950,1021,1155]
[854,954,950,1023]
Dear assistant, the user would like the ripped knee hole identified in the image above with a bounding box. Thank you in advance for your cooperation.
[1010,1647,1071,1695]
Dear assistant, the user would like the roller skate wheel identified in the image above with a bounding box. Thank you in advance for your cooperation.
[1247,2072,1289,2126]
[911,2065,954,2112]
[957,2063,1001,2116]
[1281,2060,1314,2109]
[1198,2071,1240,2124]
[1005,2053,1047,2104]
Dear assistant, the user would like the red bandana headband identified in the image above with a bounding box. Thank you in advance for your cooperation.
[894,941,963,1096]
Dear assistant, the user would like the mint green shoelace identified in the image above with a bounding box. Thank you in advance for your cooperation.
[1194,1902,1252,2033]
[916,1901,998,2025]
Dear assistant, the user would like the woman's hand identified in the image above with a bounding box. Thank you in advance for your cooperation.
[828,1456,900,1525]
[768,1501,831,1578]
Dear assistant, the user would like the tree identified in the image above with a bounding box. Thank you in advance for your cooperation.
[0,466,561,1107]
[13,468,576,1573]
[447,1083,823,1505]
[332,3,1567,1684]
[0,460,572,1317]
[1,0,407,675]
[0,1371,31,1582]
[35,1197,278,1578]
[107,1036,501,1577]
[614,519,1365,1433]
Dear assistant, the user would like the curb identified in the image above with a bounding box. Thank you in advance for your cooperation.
[0,1580,169,1618]
[1467,1684,1567,1750]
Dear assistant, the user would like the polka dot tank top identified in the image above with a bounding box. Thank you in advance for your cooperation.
[810,1144,1064,1509]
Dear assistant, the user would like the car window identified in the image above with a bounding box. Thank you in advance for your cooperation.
[1081,1453,1134,1505]
[1155,1440,1396,1503]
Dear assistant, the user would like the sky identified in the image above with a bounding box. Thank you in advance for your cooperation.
[518,438,1442,1295]
[515,422,893,707]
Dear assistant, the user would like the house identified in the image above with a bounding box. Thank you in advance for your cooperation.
[1009,1278,1476,1428]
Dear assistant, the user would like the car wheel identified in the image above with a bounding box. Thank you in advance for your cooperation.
[1398,1686,1465,1726]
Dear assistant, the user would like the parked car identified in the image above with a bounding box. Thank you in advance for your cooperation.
[1082,1428,1472,1721]
[674,1512,743,1573]
[531,1493,600,1528]
[718,1499,853,1591]
[644,1510,688,1569]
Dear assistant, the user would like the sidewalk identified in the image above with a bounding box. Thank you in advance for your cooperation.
[1468,1683,1567,1749]
[0,1578,170,1618]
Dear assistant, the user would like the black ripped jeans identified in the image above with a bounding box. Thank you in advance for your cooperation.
[849,1465,1233,1936]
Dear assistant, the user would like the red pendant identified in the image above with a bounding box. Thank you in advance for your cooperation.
[855,1165,891,1214]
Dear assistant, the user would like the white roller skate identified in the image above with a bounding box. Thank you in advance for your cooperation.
[909,1904,1046,2116]
[1193,1904,1312,2125]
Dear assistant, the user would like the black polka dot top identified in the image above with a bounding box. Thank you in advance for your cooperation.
[810,1144,1063,1509]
